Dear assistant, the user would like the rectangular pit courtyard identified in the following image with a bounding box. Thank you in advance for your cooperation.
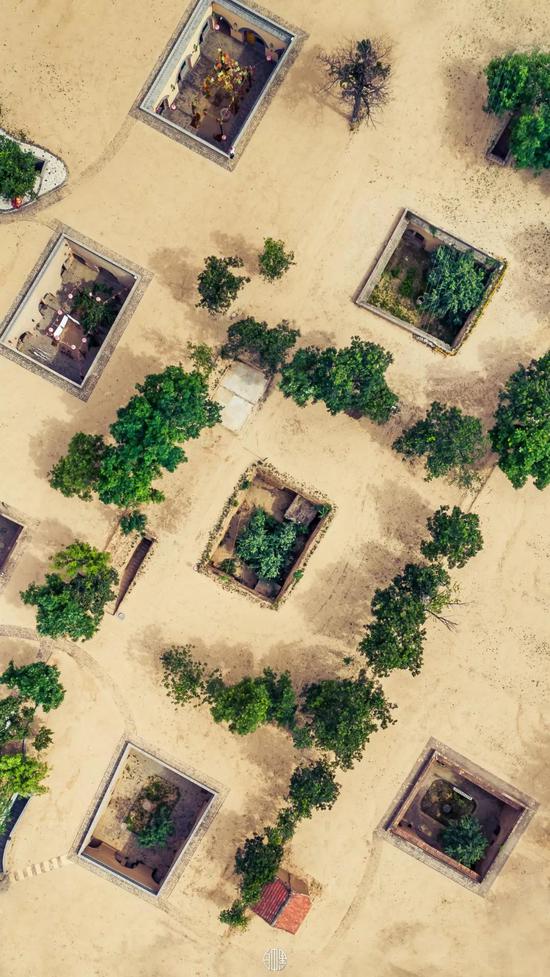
[78,744,217,897]
[379,739,537,895]
[0,227,147,398]
[356,210,505,353]
[135,0,302,165]
[202,463,332,605]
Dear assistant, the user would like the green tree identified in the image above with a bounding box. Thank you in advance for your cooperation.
[120,511,148,536]
[421,506,484,568]
[0,753,49,797]
[510,103,550,170]
[260,667,297,728]
[219,900,249,929]
[0,135,38,201]
[490,351,550,489]
[393,401,486,487]
[258,238,295,282]
[221,317,299,372]
[421,246,487,328]
[1,661,65,712]
[208,677,271,735]
[440,814,489,868]
[235,508,301,582]
[234,832,284,904]
[0,696,35,746]
[134,805,175,848]
[33,727,54,752]
[21,541,118,641]
[279,337,398,422]
[484,52,550,171]
[72,283,119,336]
[161,646,206,705]
[48,433,107,501]
[288,759,340,819]
[196,255,250,314]
[300,671,394,769]
[319,39,391,130]
[359,562,451,676]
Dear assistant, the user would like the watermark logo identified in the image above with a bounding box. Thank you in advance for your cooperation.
[263,947,288,972]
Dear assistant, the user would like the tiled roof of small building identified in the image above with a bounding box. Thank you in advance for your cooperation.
[274,892,311,934]
[252,878,290,924]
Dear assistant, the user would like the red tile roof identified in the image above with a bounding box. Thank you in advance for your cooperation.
[252,878,290,925]
[274,892,311,935]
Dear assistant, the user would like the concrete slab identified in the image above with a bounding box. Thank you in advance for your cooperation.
[221,361,269,404]
[218,391,255,433]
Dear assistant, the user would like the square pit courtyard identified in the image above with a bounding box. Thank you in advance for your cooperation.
[379,739,537,895]
[201,463,332,604]
[356,210,505,353]
[0,227,148,398]
[78,743,217,897]
[134,0,303,165]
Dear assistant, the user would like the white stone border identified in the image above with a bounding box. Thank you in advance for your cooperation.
[0,128,67,213]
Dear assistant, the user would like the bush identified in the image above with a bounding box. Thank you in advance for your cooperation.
[359,563,451,676]
[511,103,550,171]
[490,351,550,489]
[33,727,53,752]
[196,255,250,314]
[261,667,297,728]
[0,135,38,201]
[0,696,35,746]
[21,541,118,641]
[120,511,148,536]
[421,506,483,568]
[221,317,299,373]
[219,900,249,929]
[235,508,301,582]
[134,804,175,848]
[209,677,271,735]
[235,832,284,905]
[258,238,295,281]
[288,759,340,818]
[440,814,489,868]
[72,283,119,336]
[0,661,65,712]
[0,753,49,798]
[300,671,395,769]
[393,401,486,487]
[280,338,399,422]
[421,246,487,328]
[161,646,206,705]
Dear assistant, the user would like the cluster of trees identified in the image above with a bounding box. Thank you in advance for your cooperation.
[485,51,550,171]
[360,506,483,677]
[0,134,38,201]
[421,246,488,329]
[21,541,118,641]
[0,660,65,832]
[221,318,299,374]
[234,508,305,583]
[49,365,220,515]
[196,238,295,315]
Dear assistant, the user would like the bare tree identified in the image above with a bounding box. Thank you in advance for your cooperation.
[319,39,391,130]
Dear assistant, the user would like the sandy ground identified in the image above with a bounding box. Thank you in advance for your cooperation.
[0,0,549,975]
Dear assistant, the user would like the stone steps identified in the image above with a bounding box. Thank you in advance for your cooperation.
[9,854,68,882]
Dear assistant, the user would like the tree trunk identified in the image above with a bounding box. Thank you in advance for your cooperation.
[351,57,367,125]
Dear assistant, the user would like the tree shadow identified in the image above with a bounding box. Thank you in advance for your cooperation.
[278,44,342,123]
[148,246,202,316]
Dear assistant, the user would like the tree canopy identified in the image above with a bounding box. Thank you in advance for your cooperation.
[300,671,394,769]
[440,814,489,868]
[21,541,118,641]
[196,255,250,314]
[279,337,399,423]
[490,351,550,490]
[0,661,65,712]
[0,135,38,201]
[319,39,391,130]
[288,759,340,819]
[234,831,284,905]
[221,317,299,373]
[258,238,295,282]
[393,401,486,487]
[421,246,487,328]
[0,753,49,798]
[421,506,484,569]
[235,508,302,582]
[359,562,451,676]
[484,51,550,171]
[49,367,221,509]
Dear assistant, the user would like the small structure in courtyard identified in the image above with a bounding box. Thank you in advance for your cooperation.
[136,0,302,164]
[0,228,145,396]
[380,739,537,894]
[79,743,216,896]
[357,210,505,354]
[104,522,156,615]
[202,463,332,605]
[217,359,270,432]
[0,128,67,214]
[252,869,312,934]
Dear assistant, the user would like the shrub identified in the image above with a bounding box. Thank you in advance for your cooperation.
[209,677,271,735]
[235,832,284,904]
[33,727,53,752]
[72,283,119,336]
[0,696,35,746]
[319,39,391,130]
[421,506,484,568]
[421,246,486,328]
[187,341,216,377]
[490,351,550,489]
[393,401,486,487]
[235,508,301,582]
[0,661,65,712]
[0,135,38,201]
[369,273,421,325]
[300,671,395,769]
[288,760,340,819]
[161,646,206,706]
[221,317,299,372]
[21,541,118,641]
[134,804,175,849]
[260,667,297,728]
[120,511,148,536]
[219,900,249,929]
[359,562,451,676]
[280,337,399,422]
[258,238,295,281]
[440,814,489,868]
[0,753,49,798]
[196,255,250,314]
